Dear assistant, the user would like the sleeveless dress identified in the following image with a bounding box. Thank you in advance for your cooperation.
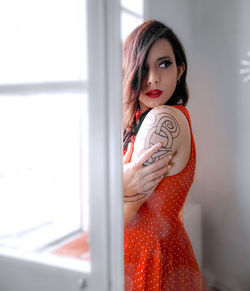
[124,105,207,291]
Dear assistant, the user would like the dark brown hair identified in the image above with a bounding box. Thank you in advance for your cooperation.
[122,20,189,150]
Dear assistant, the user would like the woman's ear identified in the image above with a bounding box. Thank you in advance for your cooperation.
[177,63,185,80]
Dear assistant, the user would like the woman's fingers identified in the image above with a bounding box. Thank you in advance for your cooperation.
[139,152,175,189]
[147,164,171,181]
[141,175,164,195]
[123,144,175,196]
[123,142,134,164]
[136,143,162,167]
[144,151,175,174]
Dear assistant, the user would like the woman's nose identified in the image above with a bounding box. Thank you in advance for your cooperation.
[147,70,159,85]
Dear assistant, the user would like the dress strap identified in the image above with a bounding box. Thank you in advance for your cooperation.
[171,104,196,156]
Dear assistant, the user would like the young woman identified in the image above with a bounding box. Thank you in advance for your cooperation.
[122,20,207,290]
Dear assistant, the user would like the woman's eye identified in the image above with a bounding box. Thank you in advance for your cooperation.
[160,61,172,68]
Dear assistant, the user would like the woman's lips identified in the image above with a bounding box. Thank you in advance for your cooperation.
[145,89,163,98]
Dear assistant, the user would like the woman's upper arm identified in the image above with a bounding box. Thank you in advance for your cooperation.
[132,105,191,174]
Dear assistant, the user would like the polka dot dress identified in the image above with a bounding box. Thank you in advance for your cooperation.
[124,105,207,291]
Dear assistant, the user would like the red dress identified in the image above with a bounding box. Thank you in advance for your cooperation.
[124,105,207,290]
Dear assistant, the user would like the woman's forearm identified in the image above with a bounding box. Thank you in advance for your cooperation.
[122,143,173,227]
[123,199,144,227]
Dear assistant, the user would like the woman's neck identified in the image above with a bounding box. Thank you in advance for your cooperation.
[139,103,150,114]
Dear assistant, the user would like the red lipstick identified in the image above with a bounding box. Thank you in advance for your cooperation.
[145,89,163,98]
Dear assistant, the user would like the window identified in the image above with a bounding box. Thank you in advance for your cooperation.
[0,0,144,289]
[0,0,87,84]
[0,0,88,253]
[120,0,144,42]
[0,0,124,290]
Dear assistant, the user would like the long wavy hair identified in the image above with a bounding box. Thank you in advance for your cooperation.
[122,20,189,151]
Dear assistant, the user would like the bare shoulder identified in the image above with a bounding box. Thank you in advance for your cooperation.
[132,105,191,175]
[149,104,189,126]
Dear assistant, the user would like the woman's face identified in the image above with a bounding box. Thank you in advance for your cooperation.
[138,38,185,113]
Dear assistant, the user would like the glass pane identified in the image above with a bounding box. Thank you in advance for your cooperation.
[0,93,90,262]
[121,11,143,42]
[0,0,87,84]
[121,0,143,15]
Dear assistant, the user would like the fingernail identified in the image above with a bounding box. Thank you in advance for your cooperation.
[168,155,172,160]
[168,165,171,169]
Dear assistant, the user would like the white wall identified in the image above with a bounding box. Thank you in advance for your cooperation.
[145,0,250,290]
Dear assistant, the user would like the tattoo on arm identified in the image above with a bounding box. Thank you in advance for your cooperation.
[123,193,149,203]
[136,109,180,166]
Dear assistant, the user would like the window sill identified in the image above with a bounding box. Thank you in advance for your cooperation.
[52,232,90,260]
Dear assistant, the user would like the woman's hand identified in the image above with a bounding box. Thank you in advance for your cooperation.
[123,142,173,226]
[123,142,173,200]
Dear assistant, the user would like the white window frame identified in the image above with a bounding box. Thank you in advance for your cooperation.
[0,0,123,290]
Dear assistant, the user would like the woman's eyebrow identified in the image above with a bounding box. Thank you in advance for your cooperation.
[157,56,171,61]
